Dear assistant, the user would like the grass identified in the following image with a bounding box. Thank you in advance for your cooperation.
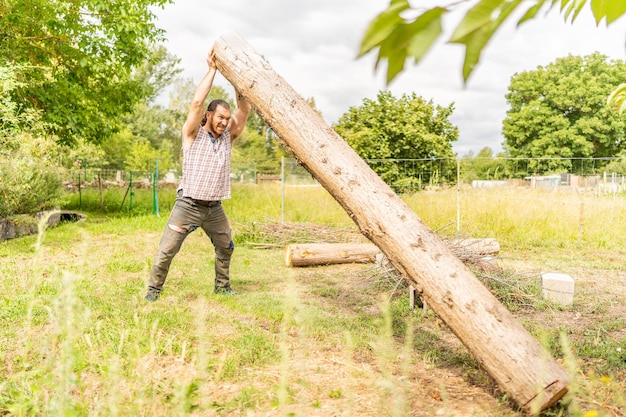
[0,183,624,416]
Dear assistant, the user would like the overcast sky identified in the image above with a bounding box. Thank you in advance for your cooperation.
[153,1,626,156]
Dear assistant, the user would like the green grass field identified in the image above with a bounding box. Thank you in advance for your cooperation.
[0,184,624,416]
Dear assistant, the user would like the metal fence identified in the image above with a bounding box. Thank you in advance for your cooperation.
[62,156,626,216]
[279,157,626,194]
[276,157,626,237]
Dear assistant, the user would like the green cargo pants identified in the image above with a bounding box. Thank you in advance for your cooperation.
[147,191,234,295]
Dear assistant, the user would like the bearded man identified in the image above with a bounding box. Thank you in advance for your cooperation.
[145,49,251,301]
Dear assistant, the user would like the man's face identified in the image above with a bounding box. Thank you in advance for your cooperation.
[207,105,231,136]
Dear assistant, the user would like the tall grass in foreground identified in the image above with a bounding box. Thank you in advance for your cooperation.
[0,216,408,416]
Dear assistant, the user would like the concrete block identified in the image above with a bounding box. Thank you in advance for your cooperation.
[541,273,574,306]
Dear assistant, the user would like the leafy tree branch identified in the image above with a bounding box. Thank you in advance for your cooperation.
[360,0,626,84]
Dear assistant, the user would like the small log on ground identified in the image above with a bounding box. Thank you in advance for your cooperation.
[285,238,500,267]
[285,243,379,267]
[449,237,500,255]
[213,32,569,413]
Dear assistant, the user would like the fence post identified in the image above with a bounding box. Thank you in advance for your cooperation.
[98,172,103,211]
[129,171,134,212]
[153,158,160,217]
[456,157,461,236]
[78,173,82,209]
[281,156,285,224]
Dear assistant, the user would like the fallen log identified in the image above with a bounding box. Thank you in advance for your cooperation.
[285,238,500,267]
[213,32,569,413]
[449,237,500,255]
[285,242,380,267]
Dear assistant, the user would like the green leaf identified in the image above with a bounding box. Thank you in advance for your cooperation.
[369,8,445,84]
[590,0,608,24]
[563,0,588,22]
[606,83,626,112]
[376,26,404,68]
[606,0,626,23]
[459,26,492,81]
[572,0,588,21]
[518,0,547,26]
[359,0,410,56]
[450,0,507,42]
[452,0,525,82]
[405,8,446,62]
[591,0,626,25]
[386,49,408,84]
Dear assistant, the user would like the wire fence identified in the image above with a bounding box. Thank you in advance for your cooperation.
[62,156,626,215]
[280,157,626,193]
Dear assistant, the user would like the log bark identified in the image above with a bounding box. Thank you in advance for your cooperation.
[285,238,500,267]
[213,32,569,413]
[285,243,380,267]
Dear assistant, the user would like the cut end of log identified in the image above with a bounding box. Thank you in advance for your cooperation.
[285,245,293,267]
[523,379,569,413]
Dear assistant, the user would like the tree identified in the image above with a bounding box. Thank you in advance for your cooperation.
[461,147,508,182]
[132,45,182,104]
[360,0,626,84]
[232,129,280,175]
[125,137,174,174]
[502,53,626,172]
[99,101,180,172]
[604,153,626,175]
[0,66,61,216]
[1,0,171,144]
[333,91,458,191]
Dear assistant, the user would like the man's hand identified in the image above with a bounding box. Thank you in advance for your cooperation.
[207,49,217,71]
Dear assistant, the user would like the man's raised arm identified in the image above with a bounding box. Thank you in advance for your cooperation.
[182,50,217,148]
[229,91,251,142]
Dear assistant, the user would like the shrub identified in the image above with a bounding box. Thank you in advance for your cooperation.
[0,155,63,217]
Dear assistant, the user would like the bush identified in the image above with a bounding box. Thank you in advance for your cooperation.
[0,156,63,217]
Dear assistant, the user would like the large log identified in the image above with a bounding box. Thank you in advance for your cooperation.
[213,33,569,413]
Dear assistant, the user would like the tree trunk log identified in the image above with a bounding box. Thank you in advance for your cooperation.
[285,242,380,267]
[285,238,500,267]
[213,32,569,413]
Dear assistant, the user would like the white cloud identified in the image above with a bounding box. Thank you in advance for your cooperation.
[154,1,626,156]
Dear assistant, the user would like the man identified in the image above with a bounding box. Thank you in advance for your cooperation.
[145,49,251,301]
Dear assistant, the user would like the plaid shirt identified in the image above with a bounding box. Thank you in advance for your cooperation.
[179,125,232,201]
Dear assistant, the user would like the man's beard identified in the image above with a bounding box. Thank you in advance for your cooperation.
[209,118,225,136]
